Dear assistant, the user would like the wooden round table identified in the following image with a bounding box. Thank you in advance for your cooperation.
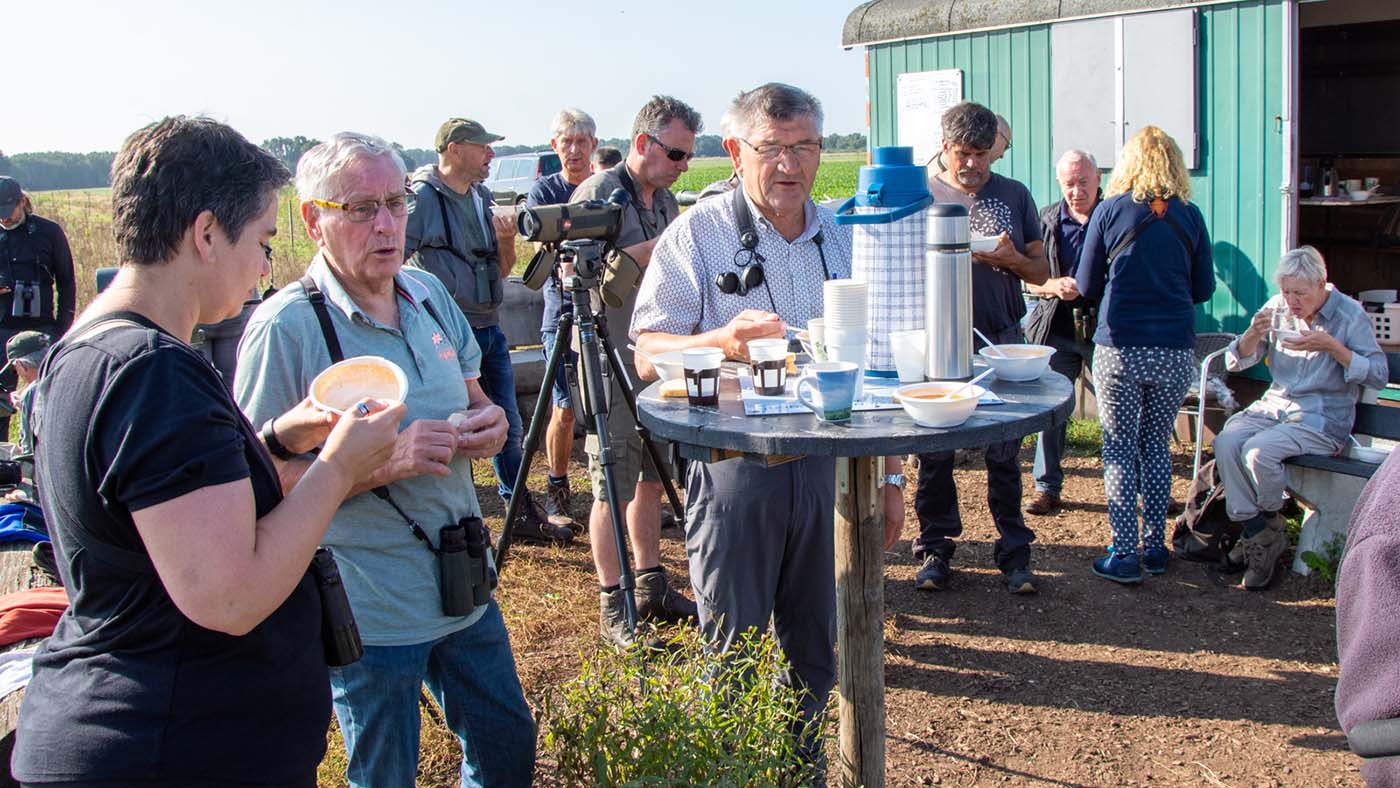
[637,370,1075,788]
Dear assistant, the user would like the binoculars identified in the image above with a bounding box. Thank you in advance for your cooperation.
[438,516,496,618]
[310,547,364,667]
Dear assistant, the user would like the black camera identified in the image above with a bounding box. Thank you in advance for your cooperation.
[11,281,41,319]
[516,189,628,246]
[438,516,495,617]
[310,547,364,666]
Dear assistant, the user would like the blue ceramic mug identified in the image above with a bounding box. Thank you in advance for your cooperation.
[795,361,859,422]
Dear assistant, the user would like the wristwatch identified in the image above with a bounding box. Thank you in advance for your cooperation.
[260,418,298,461]
[882,473,906,490]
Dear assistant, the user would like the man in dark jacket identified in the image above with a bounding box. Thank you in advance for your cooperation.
[404,119,573,545]
[0,177,75,437]
[1022,150,1101,516]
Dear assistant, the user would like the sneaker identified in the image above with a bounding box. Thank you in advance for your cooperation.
[915,554,951,591]
[31,541,61,585]
[1092,551,1144,584]
[636,568,698,625]
[599,589,662,650]
[1142,546,1171,575]
[1242,520,1287,590]
[542,480,579,531]
[510,495,575,545]
[1004,566,1038,594]
[1225,535,1248,569]
[1023,491,1062,516]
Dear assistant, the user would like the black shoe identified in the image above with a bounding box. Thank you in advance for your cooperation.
[599,589,663,650]
[1003,566,1038,594]
[510,495,575,545]
[659,507,682,531]
[915,554,951,591]
[636,568,698,625]
[542,480,579,532]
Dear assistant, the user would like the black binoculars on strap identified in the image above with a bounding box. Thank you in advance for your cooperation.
[438,516,496,618]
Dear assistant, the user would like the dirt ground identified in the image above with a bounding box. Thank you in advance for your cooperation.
[360,438,1358,788]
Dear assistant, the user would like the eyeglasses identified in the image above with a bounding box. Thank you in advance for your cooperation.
[311,195,410,223]
[645,134,694,162]
[997,131,1012,152]
[738,138,824,161]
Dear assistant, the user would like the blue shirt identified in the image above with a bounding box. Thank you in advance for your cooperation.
[1075,193,1214,349]
[527,173,582,332]
[235,255,490,646]
[1050,200,1091,337]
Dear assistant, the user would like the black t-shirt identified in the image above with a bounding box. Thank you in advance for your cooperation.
[13,313,328,786]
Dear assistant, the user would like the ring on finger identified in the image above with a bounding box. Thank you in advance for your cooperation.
[355,402,370,417]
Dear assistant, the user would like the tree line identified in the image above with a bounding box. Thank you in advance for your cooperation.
[0,132,869,191]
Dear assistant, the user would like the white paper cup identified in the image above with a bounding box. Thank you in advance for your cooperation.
[824,327,868,348]
[807,318,826,346]
[747,338,788,362]
[681,347,725,406]
[889,329,927,383]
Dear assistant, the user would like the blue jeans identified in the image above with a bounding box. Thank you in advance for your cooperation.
[328,602,536,788]
[539,329,576,409]
[472,325,525,500]
[1032,331,1095,495]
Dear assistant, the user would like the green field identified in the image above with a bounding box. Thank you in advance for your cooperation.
[32,152,866,306]
[672,151,862,203]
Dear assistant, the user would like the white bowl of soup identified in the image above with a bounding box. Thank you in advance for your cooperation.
[977,344,1054,382]
[310,356,408,414]
[894,382,985,428]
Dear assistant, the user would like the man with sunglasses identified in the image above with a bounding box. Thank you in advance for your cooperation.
[568,95,701,648]
[405,118,574,546]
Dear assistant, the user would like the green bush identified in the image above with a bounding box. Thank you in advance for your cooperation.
[1300,532,1347,592]
[537,628,822,788]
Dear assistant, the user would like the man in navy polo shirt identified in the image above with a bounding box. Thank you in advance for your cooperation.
[527,109,599,528]
[1023,149,1102,516]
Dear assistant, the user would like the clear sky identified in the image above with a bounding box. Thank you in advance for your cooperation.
[8,0,869,154]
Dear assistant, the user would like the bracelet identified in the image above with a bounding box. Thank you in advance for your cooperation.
[260,418,297,461]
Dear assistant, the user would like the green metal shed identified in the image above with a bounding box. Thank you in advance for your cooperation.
[844,0,1297,336]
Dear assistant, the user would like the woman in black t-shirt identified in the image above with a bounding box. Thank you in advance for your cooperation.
[12,117,405,787]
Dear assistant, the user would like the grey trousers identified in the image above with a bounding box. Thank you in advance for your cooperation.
[1214,410,1341,521]
[685,454,836,760]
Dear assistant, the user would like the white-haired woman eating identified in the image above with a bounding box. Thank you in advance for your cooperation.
[1216,245,1387,589]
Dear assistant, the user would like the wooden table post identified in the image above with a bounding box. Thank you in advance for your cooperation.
[834,455,885,788]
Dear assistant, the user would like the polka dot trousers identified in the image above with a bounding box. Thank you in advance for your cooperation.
[1091,345,1195,555]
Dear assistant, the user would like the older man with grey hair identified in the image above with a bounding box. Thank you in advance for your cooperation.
[633,82,854,771]
[1023,149,1102,516]
[570,95,702,648]
[235,133,536,787]
[1216,245,1387,589]
[527,108,599,527]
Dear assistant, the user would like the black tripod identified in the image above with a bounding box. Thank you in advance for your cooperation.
[495,240,686,635]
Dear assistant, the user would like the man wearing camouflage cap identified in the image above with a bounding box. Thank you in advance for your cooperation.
[2,330,50,454]
[404,119,573,545]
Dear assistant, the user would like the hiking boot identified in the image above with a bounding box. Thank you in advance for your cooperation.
[1023,491,1061,516]
[636,568,698,625]
[1242,520,1287,590]
[659,506,682,531]
[915,554,951,591]
[510,494,575,546]
[542,480,579,532]
[1092,551,1144,584]
[1167,498,1185,516]
[1004,566,1038,594]
[1225,535,1248,569]
[599,589,663,650]
[1142,546,1171,575]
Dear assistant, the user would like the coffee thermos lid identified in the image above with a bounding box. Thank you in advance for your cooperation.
[926,202,970,250]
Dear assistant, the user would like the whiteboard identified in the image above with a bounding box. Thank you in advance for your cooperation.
[897,70,964,168]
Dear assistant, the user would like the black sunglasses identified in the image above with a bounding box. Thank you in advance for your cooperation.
[646,134,694,162]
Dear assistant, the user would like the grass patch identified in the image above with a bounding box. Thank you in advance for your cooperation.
[1021,418,1103,456]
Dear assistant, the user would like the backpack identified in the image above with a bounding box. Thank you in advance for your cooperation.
[1170,459,1243,565]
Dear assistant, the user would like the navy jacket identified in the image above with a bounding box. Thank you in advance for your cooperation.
[1075,193,1213,349]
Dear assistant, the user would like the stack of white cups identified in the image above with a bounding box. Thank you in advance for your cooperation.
[823,279,869,396]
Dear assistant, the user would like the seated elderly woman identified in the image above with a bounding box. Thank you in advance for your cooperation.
[1216,245,1388,590]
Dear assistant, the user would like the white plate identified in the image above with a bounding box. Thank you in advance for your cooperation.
[970,235,999,253]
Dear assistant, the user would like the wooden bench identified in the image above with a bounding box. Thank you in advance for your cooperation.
[1285,351,1400,575]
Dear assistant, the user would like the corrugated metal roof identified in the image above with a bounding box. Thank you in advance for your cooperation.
[842,0,1214,46]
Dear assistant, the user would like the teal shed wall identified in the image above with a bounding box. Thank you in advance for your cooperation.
[866,0,1287,336]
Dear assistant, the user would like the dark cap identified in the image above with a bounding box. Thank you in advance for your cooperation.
[0,331,50,375]
[435,119,504,151]
[0,177,21,217]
